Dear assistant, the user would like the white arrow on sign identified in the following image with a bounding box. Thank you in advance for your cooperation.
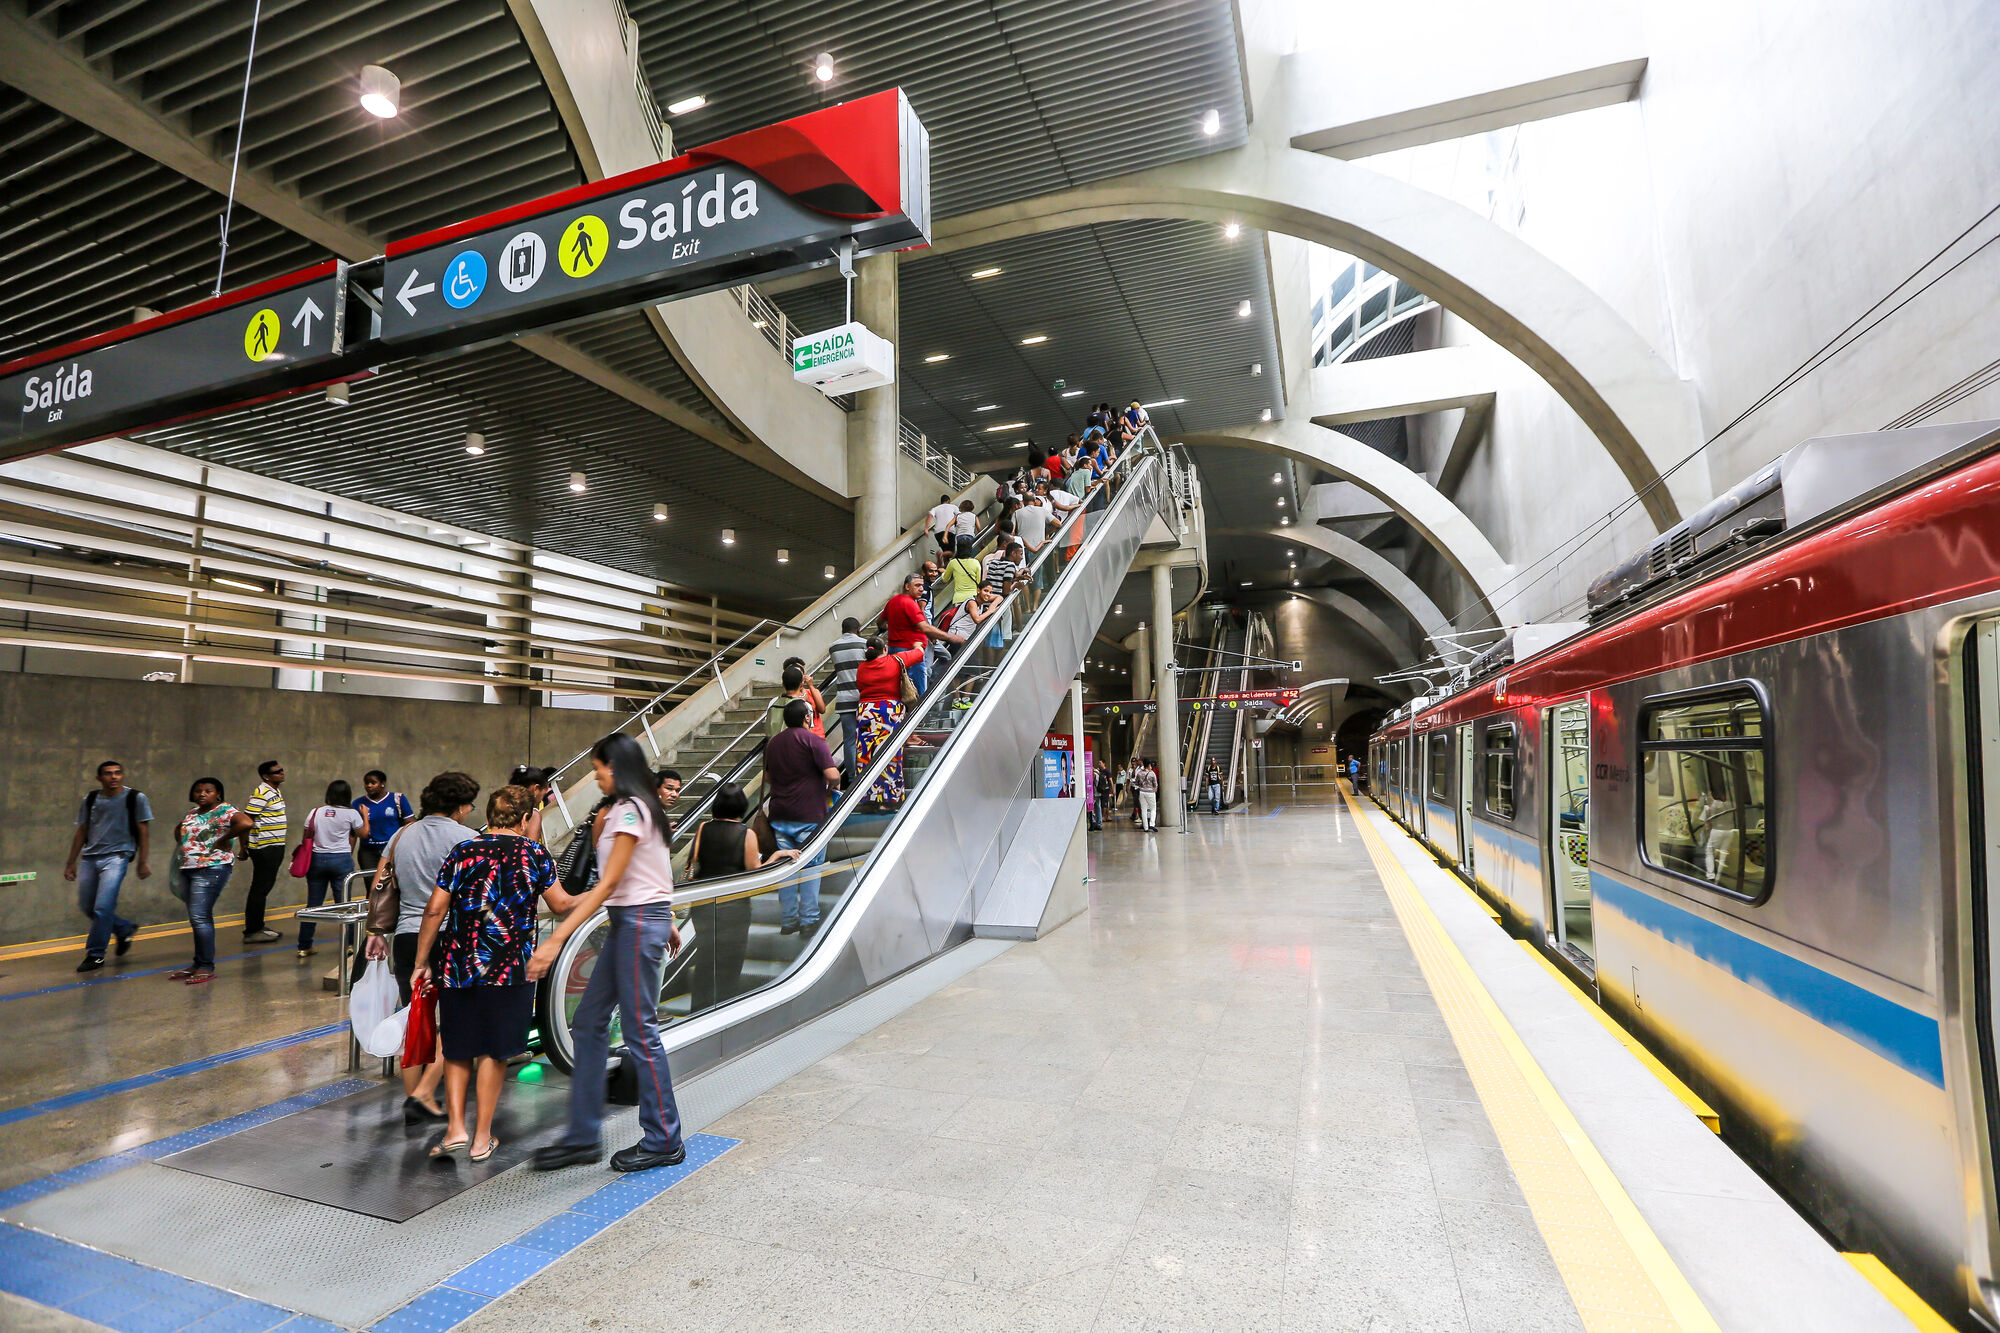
[394,268,435,318]
[291,296,323,347]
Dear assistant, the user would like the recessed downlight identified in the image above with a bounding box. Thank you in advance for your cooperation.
[568,470,586,493]
[359,65,400,118]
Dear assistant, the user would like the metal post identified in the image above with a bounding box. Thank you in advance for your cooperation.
[1151,563,1182,828]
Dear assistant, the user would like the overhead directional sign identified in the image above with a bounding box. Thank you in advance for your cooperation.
[1,263,350,453]
[380,88,931,352]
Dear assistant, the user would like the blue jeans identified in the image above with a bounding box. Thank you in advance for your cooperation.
[562,902,685,1155]
[904,655,927,697]
[76,853,136,960]
[182,865,233,970]
[770,819,824,928]
[1208,783,1223,811]
[299,851,353,949]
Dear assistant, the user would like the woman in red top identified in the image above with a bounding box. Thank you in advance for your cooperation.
[853,636,926,807]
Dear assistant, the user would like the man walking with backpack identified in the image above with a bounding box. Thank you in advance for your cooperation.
[65,761,153,972]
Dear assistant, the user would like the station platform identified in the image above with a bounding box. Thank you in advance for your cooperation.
[0,796,1935,1333]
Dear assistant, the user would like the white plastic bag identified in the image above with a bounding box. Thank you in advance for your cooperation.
[366,1006,411,1060]
[350,959,404,1056]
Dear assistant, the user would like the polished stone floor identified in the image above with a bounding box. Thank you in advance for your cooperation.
[463,801,1578,1332]
[0,801,1581,1331]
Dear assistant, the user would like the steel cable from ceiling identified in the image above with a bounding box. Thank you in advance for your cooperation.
[213,0,265,295]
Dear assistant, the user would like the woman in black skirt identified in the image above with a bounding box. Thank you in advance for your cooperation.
[412,784,565,1161]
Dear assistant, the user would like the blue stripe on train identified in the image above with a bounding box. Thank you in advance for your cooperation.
[1591,872,1945,1088]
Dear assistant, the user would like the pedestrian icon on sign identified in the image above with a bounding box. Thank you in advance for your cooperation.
[559,215,609,278]
[499,231,545,293]
[243,308,281,362]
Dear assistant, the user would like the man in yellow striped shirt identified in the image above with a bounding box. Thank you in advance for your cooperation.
[239,760,288,942]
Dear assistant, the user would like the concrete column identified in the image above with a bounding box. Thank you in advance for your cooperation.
[1132,624,1152,699]
[847,252,901,563]
[1151,562,1182,828]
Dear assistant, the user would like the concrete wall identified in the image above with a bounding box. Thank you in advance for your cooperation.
[0,675,616,946]
[1347,0,2000,626]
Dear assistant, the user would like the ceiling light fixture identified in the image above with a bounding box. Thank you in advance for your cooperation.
[1224,221,1241,239]
[1010,440,1030,449]
[653,503,669,522]
[984,421,1028,432]
[359,65,401,119]
[1020,334,1048,345]
[568,470,587,493]
[824,564,837,579]
[975,403,999,412]
[1237,300,1252,318]
[924,353,951,363]
[1280,516,1291,526]
[214,576,264,592]
[465,432,485,456]
[970,266,1003,279]
[325,383,351,406]
[1240,580,1252,587]
[721,528,736,545]
[777,548,790,564]
[1061,389,1084,398]
[1277,497,1287,507]
[1271,472,1282,484]
[1201,108,1220,136]
[1140,397,1186,408]
[1113,604,1122,615]
[1260,408,1273,422]
[751,318,768,329]
[666,94,707,115]
[813,53,834,82]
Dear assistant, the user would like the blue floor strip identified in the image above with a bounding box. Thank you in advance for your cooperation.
[0,947,294,1003]
[0,1088,736,1333]
[0,1022,349,1128]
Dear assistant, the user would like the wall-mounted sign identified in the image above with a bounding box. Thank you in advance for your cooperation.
[0,871,36,884]
[1,263,349,454]
[794,321,895,394]
[380,89,930,354]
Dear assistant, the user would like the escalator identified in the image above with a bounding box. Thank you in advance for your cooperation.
[534,432,1173,1076]
[1191,616,1247,811]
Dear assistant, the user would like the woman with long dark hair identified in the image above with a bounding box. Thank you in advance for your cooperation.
[530,733,688,1174]
[297,779,364,960]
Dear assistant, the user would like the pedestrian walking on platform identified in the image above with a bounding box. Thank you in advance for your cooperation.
[354,770,413,871]
[170,778,251,984]
[412,784,562,1163]
[65,760,152,972]
[1204,758,1224,814]
[239,761,288,943]
[1135,761,1160,831]
[532,734,688,1174]
[297,780,364,960]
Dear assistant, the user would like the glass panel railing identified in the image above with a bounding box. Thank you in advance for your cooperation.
[533,433,1165,1069]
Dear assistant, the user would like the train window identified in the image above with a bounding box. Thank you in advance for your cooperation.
[1428,734,1449,799]
[1639,687,1769,900]
[1481,723,1517,820]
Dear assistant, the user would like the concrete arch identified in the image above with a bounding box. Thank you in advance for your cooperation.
[1200,418,1507,615]
[1215,524,1449,642]
[921,140,1707,530]
[1296,589,1414,666]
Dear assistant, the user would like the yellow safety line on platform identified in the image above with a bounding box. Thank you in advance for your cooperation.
[0,907,304,961]
[1842,1254,1956,1332]
[1338,781,1720,1333]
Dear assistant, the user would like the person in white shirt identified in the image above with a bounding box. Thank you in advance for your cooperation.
[951,499,979,542]
[926,494,959,555]
[1014,493,1052,554]
[298,780,365,959]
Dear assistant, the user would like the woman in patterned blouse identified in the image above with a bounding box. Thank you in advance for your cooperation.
[412,784,570,1161]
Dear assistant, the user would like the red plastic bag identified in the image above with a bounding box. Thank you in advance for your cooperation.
[401,977,438,1068]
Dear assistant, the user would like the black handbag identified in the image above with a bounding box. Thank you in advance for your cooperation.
[557,799,609,893]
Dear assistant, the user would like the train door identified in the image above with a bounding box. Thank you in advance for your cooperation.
[1458,723,1476,877]
[1545,697,1594,965]
[1414,732,1429,839]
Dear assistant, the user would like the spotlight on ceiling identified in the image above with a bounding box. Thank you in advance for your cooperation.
[666,94,707,115]
[814,53,834,82]
[653,503,668,522]
[777,548,790,564]
[1261,408,1273,422]
[1113,604,1123,615]
[1202,108,1220,136]
[824,564,837,579]
[568,470,586,493]
[721,528,736,545]
[1224,221,1241,239]
[1240,580,1252,587]
[359,65,401,119]
[1236,300,1252,318]
[1271,472,1282,484]
[1277,497,1287,508]
[465,432,485,456]
[325,383,351,406]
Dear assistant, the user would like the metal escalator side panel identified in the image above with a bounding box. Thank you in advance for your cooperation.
[652,450,1169,1078]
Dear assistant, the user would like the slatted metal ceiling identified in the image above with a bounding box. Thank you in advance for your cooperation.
[629,0,1248,217]
[135,339,855,609]
[772,219,1282,463]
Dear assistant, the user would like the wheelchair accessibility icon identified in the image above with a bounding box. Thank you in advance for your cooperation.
[443,250,487,309]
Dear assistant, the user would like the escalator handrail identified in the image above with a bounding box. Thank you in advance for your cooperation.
[648,431,1164,910]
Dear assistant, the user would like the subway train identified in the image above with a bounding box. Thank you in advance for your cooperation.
[1367,420,2000,1330]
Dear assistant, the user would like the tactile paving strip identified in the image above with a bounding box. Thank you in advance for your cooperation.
[1339,782,1721,1333]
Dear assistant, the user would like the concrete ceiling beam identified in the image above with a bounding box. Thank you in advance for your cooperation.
[1213,524,1449,643]
[1305,345,1501,428]
[1191,419,1508,617]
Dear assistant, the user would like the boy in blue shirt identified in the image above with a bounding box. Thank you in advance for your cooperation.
[354,770,414,870]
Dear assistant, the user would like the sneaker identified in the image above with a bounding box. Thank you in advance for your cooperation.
[75,956,105,973]
[114,927,137,957]
[296,947,315,960]
[243,929,281,943]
